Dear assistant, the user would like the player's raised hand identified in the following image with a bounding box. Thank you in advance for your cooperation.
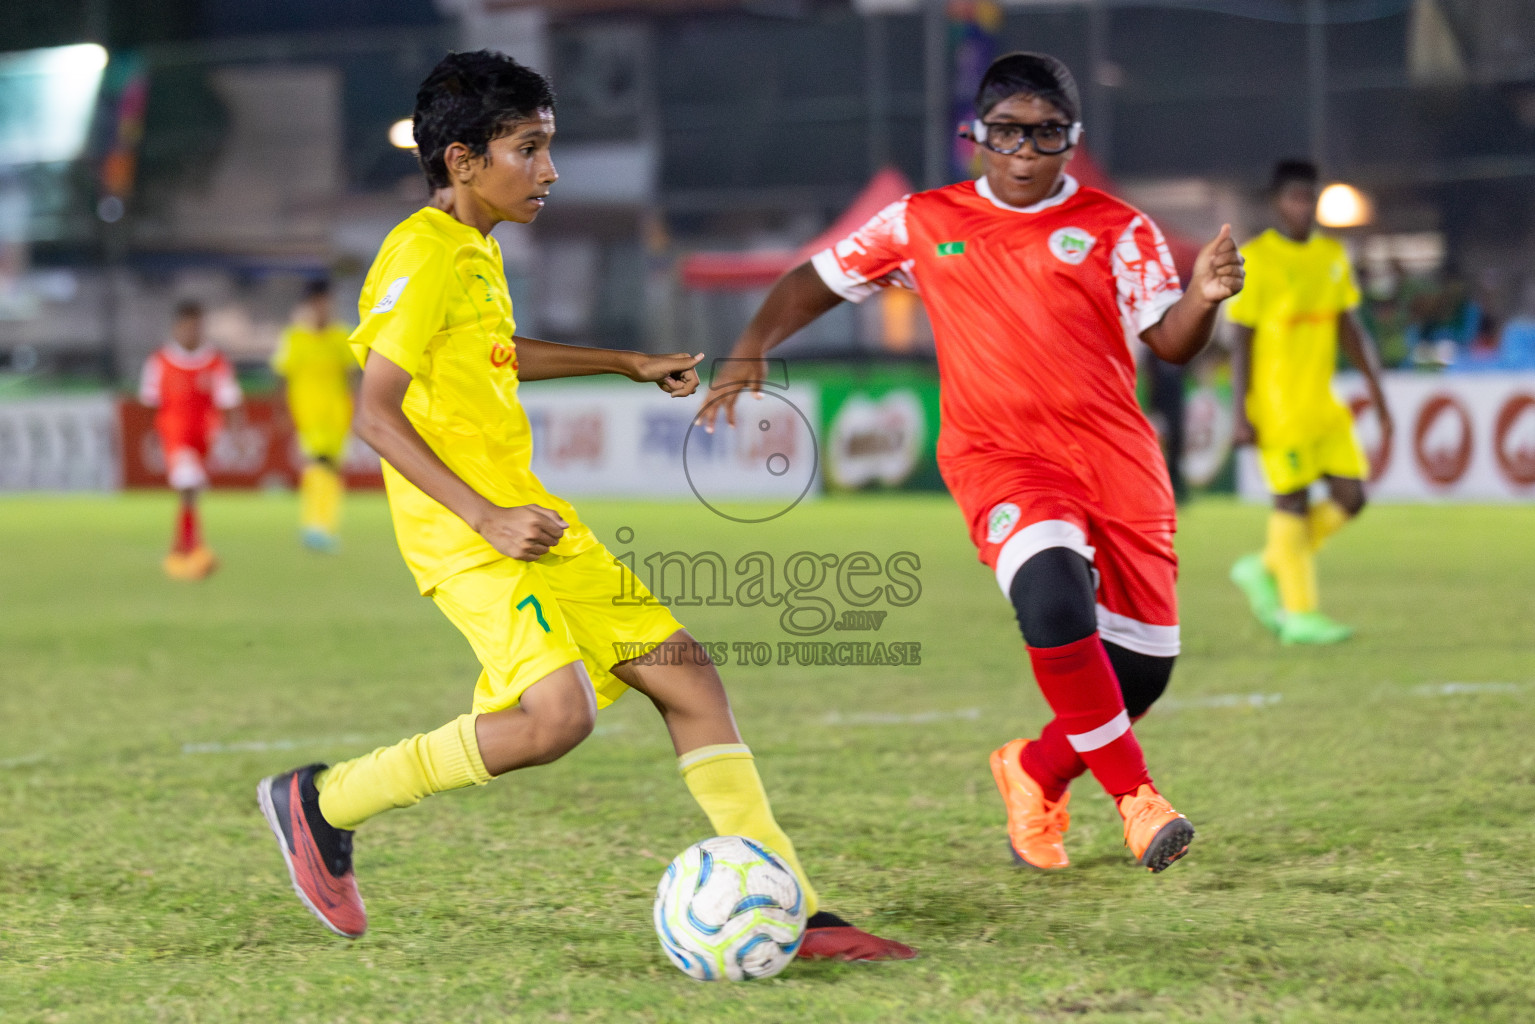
[629,352,705,398]
[694,352,768,434]
[476,504,567,561]
[1193,224,1244,304]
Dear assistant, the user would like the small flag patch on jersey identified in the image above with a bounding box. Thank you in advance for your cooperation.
[937,241,966,256]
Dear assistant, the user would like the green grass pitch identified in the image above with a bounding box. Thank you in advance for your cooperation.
[1,492,1532,1023]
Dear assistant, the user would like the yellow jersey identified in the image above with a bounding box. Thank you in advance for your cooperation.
[1226,229,1361,447]
[272,322,354,436]
[350,206,595,594]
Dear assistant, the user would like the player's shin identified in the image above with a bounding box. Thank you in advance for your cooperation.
[1027,635,1151,797]
[1263,510,1318,613]
[316,713,492,830]
[1308,500,1349,552]
[678,744,819,916]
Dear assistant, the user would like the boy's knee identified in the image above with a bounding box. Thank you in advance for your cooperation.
[1009,548,1097,648]
[530,696,596,761]
[1332,483,1366,517]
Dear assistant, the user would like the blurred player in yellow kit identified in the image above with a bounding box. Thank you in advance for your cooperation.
[1228,160,1393,645]
[254,50,912,961]
[272,279,354,552]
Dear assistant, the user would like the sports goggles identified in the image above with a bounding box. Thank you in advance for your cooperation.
[962,118,1082,156]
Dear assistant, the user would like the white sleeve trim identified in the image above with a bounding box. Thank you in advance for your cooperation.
[811,247,881,304]
[1135,288,1182,334]
[213,366,243,410]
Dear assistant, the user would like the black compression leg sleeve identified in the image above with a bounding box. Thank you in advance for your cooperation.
[1102,642,1175,718]
[1008,547,1098,648]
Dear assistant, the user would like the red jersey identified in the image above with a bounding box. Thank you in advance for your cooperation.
[139,343,242,452]
[811,174,1183,539]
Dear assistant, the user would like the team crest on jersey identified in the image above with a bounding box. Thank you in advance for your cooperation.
[1047,227,1094,265]
[986,502,1021,544]
[371,276,409,313]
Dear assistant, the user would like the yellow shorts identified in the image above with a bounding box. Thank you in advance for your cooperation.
[430,543,684,714]
[1257,418,1369,495]
[290,397,353,463]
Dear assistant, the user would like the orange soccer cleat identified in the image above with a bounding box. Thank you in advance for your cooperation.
[989,738,1071,870]
[1116,784,1194,872]
[163,545,218,581]
[257,764,367,938]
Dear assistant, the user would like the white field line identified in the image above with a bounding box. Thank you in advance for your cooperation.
[821,708,984,727]
[182,734,370,755]
[1157,693,1283,711]
[0,751,45,769]
[1412,682,1526,697]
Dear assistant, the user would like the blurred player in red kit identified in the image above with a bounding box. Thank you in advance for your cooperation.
[138,300,243,580]
[704,53,1244,874]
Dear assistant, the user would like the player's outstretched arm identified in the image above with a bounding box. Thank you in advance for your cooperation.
[1339,309,1394,453]
[1141,224,1245,366]
[1229,323,1257,446]
[354,350,567,561]
[697,261,843,433]
[515,336,704,396]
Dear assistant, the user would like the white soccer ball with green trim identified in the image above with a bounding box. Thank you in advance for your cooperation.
[653,835,806,981]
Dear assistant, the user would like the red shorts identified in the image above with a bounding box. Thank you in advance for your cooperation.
[970,491,1180,658]
[156,411,216,491]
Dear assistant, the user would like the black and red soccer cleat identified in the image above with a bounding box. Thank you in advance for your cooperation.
[257,763,367,939]
[796,911,917,961]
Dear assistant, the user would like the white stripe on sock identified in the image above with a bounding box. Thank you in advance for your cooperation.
[1066,710,1131,753]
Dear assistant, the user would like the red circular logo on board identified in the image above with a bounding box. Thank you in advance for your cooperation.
[1412,394,1473,487]
[1348,395,1390,482]
[1493,394,1535,488]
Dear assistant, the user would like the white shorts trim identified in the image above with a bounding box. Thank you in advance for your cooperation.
[1095,604,1181,657]
[1067,709,1131,753]
[993,519,1096,595]
[167,449,209,491]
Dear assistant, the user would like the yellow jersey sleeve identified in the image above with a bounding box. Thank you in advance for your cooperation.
[270,329,294,377]
[1225,240,1265,328]
[1334,244,1361,312]
[350,235,451,377]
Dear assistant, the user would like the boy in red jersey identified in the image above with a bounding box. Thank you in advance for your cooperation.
[138,301,243,580]
[703,53,1244,873]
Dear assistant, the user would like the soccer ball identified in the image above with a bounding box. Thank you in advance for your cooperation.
[653,835,806,981]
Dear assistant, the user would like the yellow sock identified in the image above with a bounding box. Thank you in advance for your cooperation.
[1263,511,1317,614]
[679,744,819,916]
[300,463,343,534]
[316,713,491,830]
[1308,500,1349,553]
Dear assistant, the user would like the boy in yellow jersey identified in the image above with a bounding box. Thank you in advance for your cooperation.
[1227,160,1393,645]
[255,50,913,961]
[272,279,354,552]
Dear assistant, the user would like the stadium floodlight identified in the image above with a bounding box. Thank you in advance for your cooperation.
[1317,183,1373,228]
[0,43,110,166]
[388,118,416,150]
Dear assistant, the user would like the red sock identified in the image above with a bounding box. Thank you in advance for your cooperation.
[1026,634,1151,798]
[176,502,199,554]
[1018,719,1084,802]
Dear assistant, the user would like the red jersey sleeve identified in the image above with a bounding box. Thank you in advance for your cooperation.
[1112,213,1183,335]
[809,197,917,303]
[210,354,243,410]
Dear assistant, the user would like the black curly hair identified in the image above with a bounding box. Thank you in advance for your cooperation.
[413,50,556,191]
[975,52,1080,123]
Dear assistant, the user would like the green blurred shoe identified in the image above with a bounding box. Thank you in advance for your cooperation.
[1229,553,1282,634]
[1279,611,1353,646]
